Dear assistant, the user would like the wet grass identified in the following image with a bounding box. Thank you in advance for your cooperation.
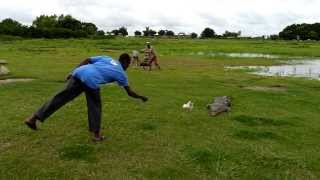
[1,38,320,179]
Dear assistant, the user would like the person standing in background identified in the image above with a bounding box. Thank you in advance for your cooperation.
[144,42,160,71]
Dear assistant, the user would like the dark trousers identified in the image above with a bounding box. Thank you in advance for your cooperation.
[34,77,102,133]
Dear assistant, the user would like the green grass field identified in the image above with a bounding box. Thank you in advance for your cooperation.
[1,38,320,179]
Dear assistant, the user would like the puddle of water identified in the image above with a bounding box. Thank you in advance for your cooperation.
[227,60,320,80]
[213,52,280,59]
[191,52,280,59]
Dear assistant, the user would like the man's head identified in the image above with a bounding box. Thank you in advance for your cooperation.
[119,53,131,70]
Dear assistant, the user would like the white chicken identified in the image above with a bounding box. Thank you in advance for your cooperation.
[182,101,194,111]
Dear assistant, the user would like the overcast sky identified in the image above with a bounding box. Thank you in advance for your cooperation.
[1,0,320,36]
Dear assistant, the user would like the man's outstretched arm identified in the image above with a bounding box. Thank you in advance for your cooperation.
[124,86,148,102]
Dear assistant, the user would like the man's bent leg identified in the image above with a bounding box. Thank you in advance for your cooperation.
[85,88,102,133]
[153,56,160,69]
[148,59,153,71]
[35,77,84,122]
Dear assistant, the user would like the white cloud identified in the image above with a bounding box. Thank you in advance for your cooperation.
[0,0,319,36]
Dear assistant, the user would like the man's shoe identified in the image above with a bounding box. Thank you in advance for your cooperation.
[92,135,105,142]
[24,115,38,130]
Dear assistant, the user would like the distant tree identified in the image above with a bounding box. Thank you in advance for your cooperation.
[311,23,320,40]
[177,32,186,38]
[308,31,318,40]
[20,25,31,37]
[279,24,297,40]
[190,32,198,39]
[72,30,88,38]
[269,34,279,40]
[201,27,215,38]
[111,29,120,36]
[0,18,25,36]
[57,15,82,31]
[81,22,98,35]
[238,31,242,37]
[118,26,128,36]
[134,30,142,36]
[223,30,241,38]
[143,27,156,36]
[143,27,150,36]
[0,15,106,39]
[32,15,58,29]
[149,29,157,36]
[38,28,72,38]
[158,30,166,36]
[109,27,128,36]
[29,14,98,38]
[279,23,320,40]
[96,30,105,36]
[30,28,44,38]
[166,30,175,36]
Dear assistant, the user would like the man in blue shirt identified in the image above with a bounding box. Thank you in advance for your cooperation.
[25,53,148,142]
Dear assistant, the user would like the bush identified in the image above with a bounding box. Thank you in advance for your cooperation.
[279,23,320,40]
[134,31,142,36]
[190,32,198,39]
[201,27,215,38]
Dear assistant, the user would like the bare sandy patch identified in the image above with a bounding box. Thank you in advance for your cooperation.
[243,86,287,92]
[0,78,34,85]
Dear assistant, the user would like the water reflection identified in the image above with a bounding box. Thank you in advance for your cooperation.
[217,52,279,59]
[191,52,280,59]
[228,60,320,80]
[254,61,320,79]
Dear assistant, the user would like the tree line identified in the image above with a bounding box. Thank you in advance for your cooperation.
[1,14,319,40]
[0,15,104,38]
[279,23,320,40]
[0,15,243,39]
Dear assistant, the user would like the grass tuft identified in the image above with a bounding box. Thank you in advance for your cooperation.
[234,130,280,140]
[59,144,96,162]
[184,146,227,171]
[233,115,292,126]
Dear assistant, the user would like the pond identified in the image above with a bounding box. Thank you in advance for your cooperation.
[191,52,280,59]
[227,60,320,80]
